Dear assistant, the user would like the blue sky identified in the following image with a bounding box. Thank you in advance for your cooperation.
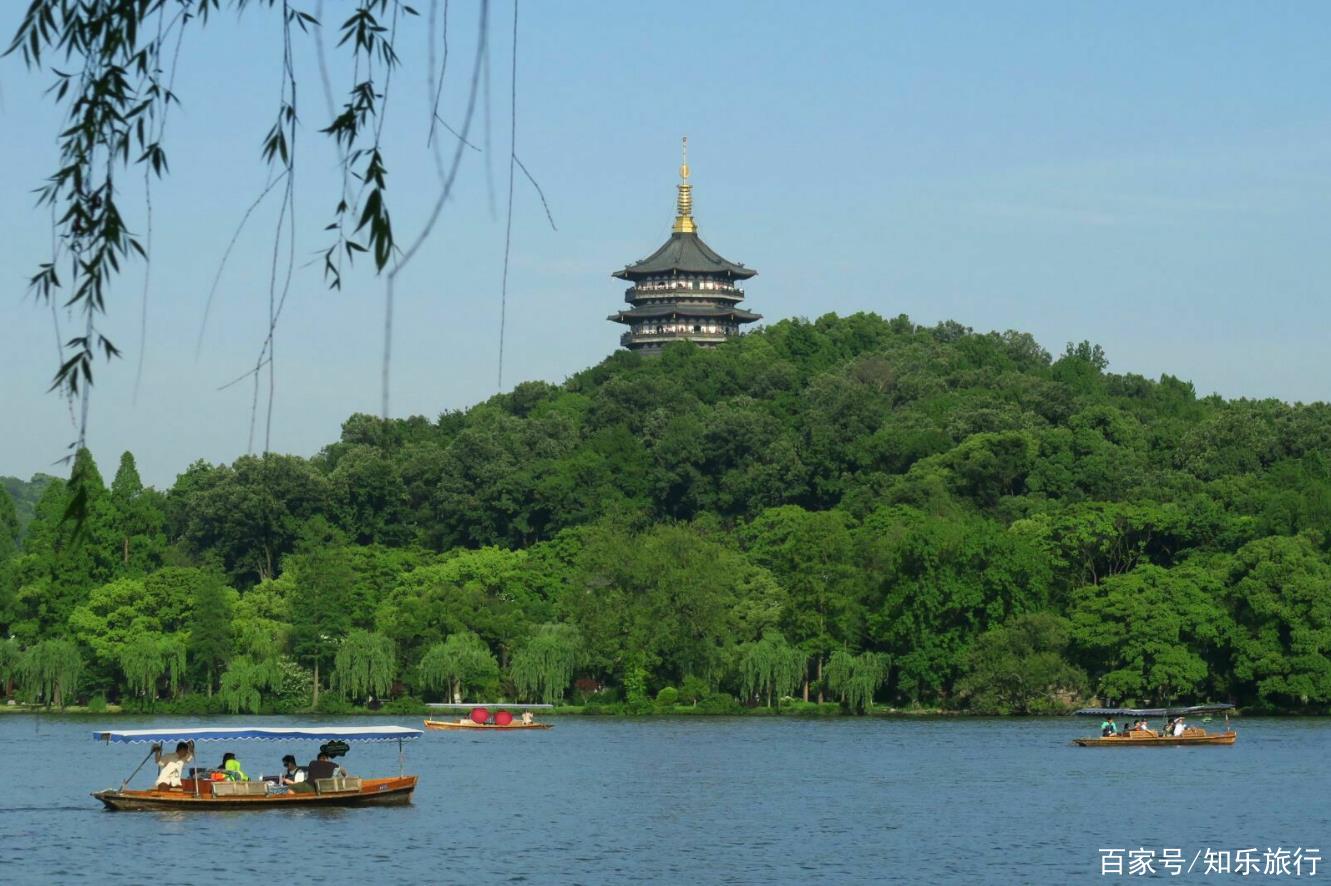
[2,1,1330,487]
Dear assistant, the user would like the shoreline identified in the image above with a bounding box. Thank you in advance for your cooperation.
[3,703,1319,718]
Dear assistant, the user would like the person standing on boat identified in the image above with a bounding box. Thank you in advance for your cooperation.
[153,742,193,790]
[521,711,535,725]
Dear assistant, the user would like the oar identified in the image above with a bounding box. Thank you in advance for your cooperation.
[121,745,158,791]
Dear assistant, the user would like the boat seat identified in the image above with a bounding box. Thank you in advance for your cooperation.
[315,777,362,795]
[212,781,267,797]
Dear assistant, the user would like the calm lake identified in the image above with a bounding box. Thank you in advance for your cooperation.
[0,714,1326,884]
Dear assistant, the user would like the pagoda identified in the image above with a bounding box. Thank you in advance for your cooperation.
[609,138,760,353]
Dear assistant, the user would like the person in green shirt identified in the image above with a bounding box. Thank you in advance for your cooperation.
[220,752,249,781]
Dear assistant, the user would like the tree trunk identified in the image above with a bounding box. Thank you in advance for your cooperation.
[451,678,461,704]
[312,660,321,709]
[207,665,214,698]
[122,535,130,567]
[816,657,824,703]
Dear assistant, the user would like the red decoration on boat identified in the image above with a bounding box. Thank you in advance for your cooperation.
[470,707,489,725]
[494,710,513,726]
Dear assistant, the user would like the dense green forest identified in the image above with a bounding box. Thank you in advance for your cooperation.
[3,313,1330,715]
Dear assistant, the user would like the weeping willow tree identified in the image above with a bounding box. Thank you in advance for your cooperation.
[825,649,889,713]
[19,639,83,708]
[218,654,282,714]
[334,630,396,701]
[162,635,187,698]
[418,631,498,703]
[120,635,165,704]
[0,638,21,699]
[510,624,583,704]
[737,631,805,708]
[6,0,508,534]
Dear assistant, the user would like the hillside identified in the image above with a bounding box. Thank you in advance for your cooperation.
[1,474,58,538]
[3,313,1330,714]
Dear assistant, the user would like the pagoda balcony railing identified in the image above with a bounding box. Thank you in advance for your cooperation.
[626,284,744,298]
[622,329,734,346]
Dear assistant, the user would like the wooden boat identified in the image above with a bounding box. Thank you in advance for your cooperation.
[1072,729,1236,747]
[424,719,552,731]
[91,725,423,811]
[93,776,417,810]
[423,703,553,732]
[1072,703,1237,747]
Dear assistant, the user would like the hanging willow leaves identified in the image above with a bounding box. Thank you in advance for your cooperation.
[418,631,498,702]
[218,653,281,714]
[162,634,187,697]
[120,634,166,702]
[333,629,395,699]
[4,0,438,528]
[19,639,83,708]
[737,631,804,708]
[509,623,582,704]
[0,639,23,696]
[825,649,889,713]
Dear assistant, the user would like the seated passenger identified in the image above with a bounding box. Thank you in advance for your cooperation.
[1173,717,1187,737]
[220,752,249,781]
[305,752,348,782]
[280,754,306,785]
[154,742,193,790]
[521,711,534,725]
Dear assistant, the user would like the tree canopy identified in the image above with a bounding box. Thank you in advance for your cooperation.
[4,313,1331,713]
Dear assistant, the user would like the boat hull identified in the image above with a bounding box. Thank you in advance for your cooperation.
[92,776,417,810]
[423,719,553,731]
[1073,731,1236,747]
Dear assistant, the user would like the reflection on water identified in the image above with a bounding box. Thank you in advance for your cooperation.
[0,715,1327,883]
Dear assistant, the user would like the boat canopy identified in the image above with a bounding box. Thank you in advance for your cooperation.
[93,726,424,744]
[1074,703,1235,718]
[425,703,553,709]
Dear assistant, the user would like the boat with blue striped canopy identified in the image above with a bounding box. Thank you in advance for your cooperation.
[91,725,422,810]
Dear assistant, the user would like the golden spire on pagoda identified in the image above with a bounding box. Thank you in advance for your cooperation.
[672,136,695,233]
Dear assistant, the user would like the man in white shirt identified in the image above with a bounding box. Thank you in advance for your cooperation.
[280,754,306,785]
[154,742,193,789]
[1172,718,1187,737]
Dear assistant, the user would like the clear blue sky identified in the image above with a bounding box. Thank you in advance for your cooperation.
[3,1,1330,487]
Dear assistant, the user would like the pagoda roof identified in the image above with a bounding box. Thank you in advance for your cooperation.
[613,232,756,281]
[608,304,762,323]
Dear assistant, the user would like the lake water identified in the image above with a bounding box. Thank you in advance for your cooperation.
[0,714,1326,884]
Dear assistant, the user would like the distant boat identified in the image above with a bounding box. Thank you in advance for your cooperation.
[1071,704,1237,747]
[90,725,423,810]
[424,703,554,732]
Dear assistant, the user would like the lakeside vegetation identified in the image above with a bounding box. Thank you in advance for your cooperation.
[3,313,1331,716]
